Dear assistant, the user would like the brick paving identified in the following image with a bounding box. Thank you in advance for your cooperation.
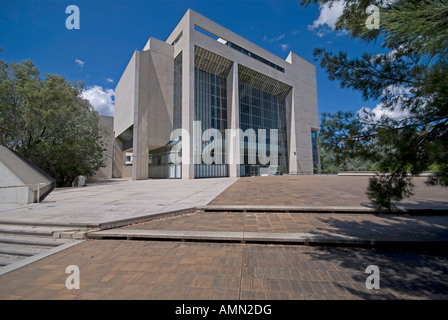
[208,175,448,209]
[0,240,447,300]
[1,175,447,300]
[119,211,448,242]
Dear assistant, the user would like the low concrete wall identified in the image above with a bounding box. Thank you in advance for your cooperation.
[338,171,435,176]
[0,160,32,206]
[0,146,55,208]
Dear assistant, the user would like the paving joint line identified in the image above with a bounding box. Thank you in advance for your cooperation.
[197,205,448,215]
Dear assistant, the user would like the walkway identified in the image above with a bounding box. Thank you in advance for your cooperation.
[93,211,448,245]
[0,175,447,300]
[208,175,448,211]
[0,240,447,299]
[0,177,237,228]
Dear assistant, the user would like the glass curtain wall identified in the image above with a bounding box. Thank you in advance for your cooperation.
[238,65,290,176]
[194,46,232,178]
[173,52,182,131]
[311,130,319,173]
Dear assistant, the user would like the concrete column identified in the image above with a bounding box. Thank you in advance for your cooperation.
[286,89,298,175]
[287,52,319,175]
[181,42,195,179]
[227,62,240,178]
[132,51,149,180]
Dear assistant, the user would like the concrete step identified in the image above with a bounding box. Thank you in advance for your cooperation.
[0,224,75,237]
[0,243,47,256]
[0,253,23,267]
[0,241,83,275]
[0,223,82,271]
[86,228,447,248]
[86,228,359,244]
[0,233,71,247]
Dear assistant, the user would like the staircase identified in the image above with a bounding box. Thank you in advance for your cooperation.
[0,223,82,269]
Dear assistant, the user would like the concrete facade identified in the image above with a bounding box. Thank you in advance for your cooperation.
[113,9,320,180]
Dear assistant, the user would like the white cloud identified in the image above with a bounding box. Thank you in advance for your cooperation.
[309,0,397,37]
[263,34,285,42]
[75,59,85,68]
[354,82,419,132]
[263,30,299,52]
[263,30,299,43]
[275,34,286,41]
[308,1,345,37]
[279,44,290,51]
[106,78,114,83]
[81,85,115,116]
[358,85,412,123]
[358,104,409,123]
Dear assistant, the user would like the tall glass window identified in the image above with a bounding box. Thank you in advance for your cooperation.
[194,67,228,178]
[173,52,182,130]
[192,46,232,178]
[311,130,319,173]
[194,68,227,133]
[239,83,288,176]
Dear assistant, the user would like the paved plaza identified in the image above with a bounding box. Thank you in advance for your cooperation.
[208,175,448,210]
[0,175,447,300]
[0,240,447,300]
[115,211,448,243]
[0,177,237,228]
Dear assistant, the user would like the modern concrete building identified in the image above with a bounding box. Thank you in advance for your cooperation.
[113,9,320,180]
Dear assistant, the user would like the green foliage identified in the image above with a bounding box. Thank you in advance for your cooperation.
[320,144,378,174]
[367,173,414,210]
[302,0,448,210]
[302,0,448,56]
[0,59,106,187]
[381,0,448,60]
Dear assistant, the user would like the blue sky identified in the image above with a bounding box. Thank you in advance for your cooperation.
[0,0,383,118]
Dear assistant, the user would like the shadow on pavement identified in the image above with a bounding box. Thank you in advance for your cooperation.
[302,241,448,299]
[311,213,448,241]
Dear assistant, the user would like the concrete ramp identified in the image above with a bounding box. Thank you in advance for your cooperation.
[0,146,56,209]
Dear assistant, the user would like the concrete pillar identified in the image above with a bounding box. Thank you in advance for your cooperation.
[132,51,149,180]
[181,41,195,179]
[287,52,319,175]
[227,62,240,178]
[286,89,298,175]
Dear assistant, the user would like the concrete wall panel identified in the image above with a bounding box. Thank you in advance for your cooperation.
[114,51,138,138]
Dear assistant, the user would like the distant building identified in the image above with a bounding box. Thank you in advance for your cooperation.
[113,9,320,180]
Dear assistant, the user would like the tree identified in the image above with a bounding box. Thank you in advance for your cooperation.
[0,59,106,187]
[301,0,448,210]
